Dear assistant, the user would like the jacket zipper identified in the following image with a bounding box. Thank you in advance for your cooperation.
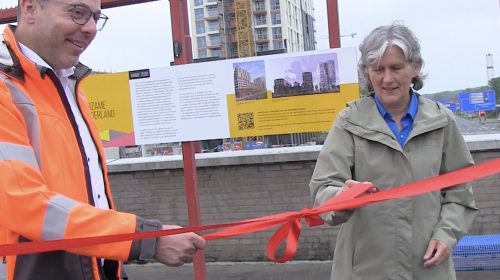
[46,69,96,206]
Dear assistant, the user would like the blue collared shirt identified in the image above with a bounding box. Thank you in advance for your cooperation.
[373,92,419,148]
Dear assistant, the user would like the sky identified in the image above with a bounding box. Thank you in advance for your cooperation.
[1,0,500,95]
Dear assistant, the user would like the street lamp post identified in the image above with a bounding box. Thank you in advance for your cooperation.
[341,33,357,39]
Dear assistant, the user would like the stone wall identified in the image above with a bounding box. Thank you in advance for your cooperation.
[107,135,500,262]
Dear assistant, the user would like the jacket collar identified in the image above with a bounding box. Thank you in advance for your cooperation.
[0,26,24,81]
[0,25,92,82]
[342,93,449,151]
[373,91,419,121]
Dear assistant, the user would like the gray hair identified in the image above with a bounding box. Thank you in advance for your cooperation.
[358,23,426,92]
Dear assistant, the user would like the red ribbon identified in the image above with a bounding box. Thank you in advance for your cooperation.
[1,158,499,263]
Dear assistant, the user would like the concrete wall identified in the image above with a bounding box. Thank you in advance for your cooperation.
[107,134,500,262]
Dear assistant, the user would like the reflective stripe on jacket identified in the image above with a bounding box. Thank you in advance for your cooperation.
[0,25,159,280]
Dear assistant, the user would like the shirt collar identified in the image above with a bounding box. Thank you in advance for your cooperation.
[18,42,75,79]
[373,91,418,119]
[407,91,418,119]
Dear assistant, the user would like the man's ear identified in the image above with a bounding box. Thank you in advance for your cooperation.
[18,0,39,24]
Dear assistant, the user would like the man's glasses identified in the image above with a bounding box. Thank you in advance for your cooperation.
[47,0,109,31]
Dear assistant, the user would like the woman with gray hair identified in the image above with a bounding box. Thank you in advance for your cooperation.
[310,23,477,280]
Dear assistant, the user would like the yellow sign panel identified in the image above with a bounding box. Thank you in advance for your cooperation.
[82,72,135,147]
[227,84,359,137]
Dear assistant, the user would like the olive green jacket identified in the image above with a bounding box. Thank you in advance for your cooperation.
[310,94,478,280]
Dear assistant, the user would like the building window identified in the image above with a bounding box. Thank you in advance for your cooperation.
[211,48,221,57]
[257,43,268,52]
[197,36,207,48]
[270,0,280,10]
[195,8,204,20]
[198,48,207,58]
[272,27,282,39]
[273,40,284,49]
[229,46,238,58]
[255,14,267,25]
[254,0,265,11]
[271,12,281,24]
[208,20,219,32]
[194,0,203,6]
[196,22,205,34]
[210,35,220,46]
[256,28,267,40]
[207,6,219,17]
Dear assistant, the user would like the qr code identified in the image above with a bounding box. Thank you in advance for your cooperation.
[237,112,255,130]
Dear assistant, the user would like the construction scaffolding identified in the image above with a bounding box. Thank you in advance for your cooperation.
[234,0,254,57]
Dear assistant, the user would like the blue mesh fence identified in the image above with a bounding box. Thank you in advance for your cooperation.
[452,234,500,271]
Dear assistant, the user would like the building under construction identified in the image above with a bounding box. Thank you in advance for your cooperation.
[190,0,321,151]
[190,0,316,60]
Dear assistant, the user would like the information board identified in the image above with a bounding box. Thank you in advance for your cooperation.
[439,100,457,113]
[82,48,359,147]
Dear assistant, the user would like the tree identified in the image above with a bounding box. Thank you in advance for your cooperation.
[488,77,500,105]
[488,77,500,118]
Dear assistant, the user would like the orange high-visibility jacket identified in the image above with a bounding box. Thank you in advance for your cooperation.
[0,26,160,280]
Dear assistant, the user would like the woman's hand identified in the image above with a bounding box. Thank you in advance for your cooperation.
[423,239,450,267]
[337,179,379,196]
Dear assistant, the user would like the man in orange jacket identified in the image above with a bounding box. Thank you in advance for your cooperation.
[0,0,205,279]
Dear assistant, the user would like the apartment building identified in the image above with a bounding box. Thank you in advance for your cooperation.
[190,0,316,59]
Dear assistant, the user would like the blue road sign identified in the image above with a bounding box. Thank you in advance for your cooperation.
[438,100,457,112]
[459,90,496,112]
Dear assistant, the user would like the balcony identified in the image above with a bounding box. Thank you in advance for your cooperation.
[206,29,220,35]
[256,43,269,52]
[205,12,220,21]
[253,8,267,15]
[207,17,221,23]
[273,39,283,49]
[207,27,221,33]
[255,37,269,44]
[207,44,221,49]
[205,0,218,7]
[254,20,267,26]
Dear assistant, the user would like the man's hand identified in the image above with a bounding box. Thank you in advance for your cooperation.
[153,225,206,267]
[423,239,450,268]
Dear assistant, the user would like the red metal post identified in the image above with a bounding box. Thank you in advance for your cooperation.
[326,0,341,48]
[170,0,193,64]
[180,142,206,279]
[169,0,206,279]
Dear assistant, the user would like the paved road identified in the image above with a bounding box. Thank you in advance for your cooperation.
[124,261,499,280]
[457,118,500,135]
